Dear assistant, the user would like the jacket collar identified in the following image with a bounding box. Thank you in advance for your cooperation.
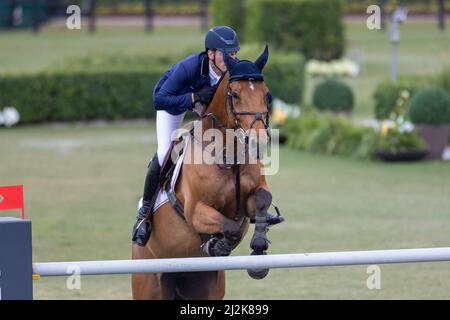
[200,52,209,77]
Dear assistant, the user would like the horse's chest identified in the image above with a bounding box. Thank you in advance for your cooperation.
[201,170,257,210]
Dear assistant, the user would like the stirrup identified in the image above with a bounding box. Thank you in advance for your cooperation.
[266,212,285,226]
[250,202,285,226]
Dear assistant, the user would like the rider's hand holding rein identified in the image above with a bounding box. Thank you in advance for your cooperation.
[193,86,215,105]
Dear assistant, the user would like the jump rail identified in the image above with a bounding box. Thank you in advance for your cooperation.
[33,247,450,276]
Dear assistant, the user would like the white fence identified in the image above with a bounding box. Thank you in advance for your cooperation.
[33,247,450,276]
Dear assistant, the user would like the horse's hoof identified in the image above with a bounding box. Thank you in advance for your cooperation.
[246,251,270,280]
[250,236,269,252]
[201,237,219,256]
[247,267,269,280]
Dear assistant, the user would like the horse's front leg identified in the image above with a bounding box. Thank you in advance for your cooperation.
[247,187,272,279]
[188,201,247,257]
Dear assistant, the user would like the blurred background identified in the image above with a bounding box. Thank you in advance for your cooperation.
[0,0,449,299]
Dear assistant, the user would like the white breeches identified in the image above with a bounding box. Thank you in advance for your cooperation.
[156,110,186,166]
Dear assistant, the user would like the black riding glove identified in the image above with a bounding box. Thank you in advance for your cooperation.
[193,86,215,105]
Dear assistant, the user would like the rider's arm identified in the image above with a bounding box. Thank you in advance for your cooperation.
[153,63,194,112]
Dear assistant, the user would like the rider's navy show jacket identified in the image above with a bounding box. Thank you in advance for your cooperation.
[153,51,211,116]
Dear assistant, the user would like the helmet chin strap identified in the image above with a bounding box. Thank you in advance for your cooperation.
[211,49,226,75]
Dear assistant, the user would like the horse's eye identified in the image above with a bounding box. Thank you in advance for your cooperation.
[232,93,240,100]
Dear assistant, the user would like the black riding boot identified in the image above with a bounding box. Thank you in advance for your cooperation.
[132,153,161,246]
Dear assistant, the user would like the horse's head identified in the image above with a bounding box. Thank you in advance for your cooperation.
[223,45,271,161]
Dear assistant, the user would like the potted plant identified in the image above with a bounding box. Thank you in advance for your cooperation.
[408,87,450,160]
[373,115,428,162]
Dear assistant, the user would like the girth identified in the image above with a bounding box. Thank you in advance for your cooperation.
[165,177,186,220]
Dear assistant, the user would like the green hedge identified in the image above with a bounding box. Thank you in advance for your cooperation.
[246,0,345,60]
[0,72,161,124]
[0,53,172,124]
[283,112,378,159]
[263,53,305,104]
[0,49,305,124]
[239,46,305,104]
[211,0,246,41]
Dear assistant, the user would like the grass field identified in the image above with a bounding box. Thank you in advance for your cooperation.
[0,25,200,73]
[1,122,450,299]
[1,20,449,117]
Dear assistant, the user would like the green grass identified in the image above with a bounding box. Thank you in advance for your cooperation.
[0,25,202,73]
[1,20,449,118]
[1,122,450,299]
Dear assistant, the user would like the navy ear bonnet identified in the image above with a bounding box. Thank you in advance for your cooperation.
[228,60,264,82]
[225,45,269,83]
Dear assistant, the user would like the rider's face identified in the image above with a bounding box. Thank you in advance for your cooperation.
[208,50,237,73]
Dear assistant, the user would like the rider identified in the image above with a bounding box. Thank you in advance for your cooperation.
[132,26,282,247]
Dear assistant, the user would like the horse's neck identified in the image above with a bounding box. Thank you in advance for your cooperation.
[202,74,232,131]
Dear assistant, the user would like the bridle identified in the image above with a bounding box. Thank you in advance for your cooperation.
[226,80,271,143]
[202,76,272,154]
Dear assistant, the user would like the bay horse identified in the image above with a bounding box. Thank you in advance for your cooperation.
[132,45,276,300]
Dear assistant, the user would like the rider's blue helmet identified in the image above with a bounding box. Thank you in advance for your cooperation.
[205,26,240,53]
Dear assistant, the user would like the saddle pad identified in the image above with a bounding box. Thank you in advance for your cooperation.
[153,134,190,212]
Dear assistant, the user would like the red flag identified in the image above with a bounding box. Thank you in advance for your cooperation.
[0,185,25,219]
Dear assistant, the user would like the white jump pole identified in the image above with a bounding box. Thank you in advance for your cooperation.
[33,247,450,277]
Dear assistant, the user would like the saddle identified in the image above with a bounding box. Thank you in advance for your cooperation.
[155,121,196,219]
[159,121,195,186]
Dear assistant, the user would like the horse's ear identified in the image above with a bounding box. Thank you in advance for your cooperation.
[254,44,269,71]
[224,50,238,73]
